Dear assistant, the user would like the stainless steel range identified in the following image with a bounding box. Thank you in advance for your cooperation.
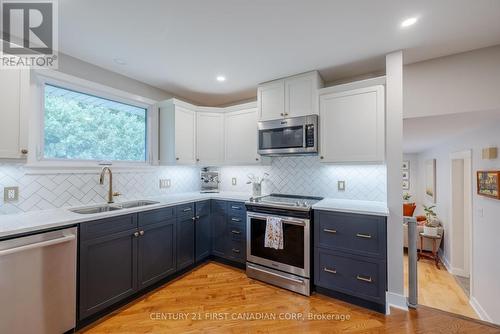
[245,194,322,295]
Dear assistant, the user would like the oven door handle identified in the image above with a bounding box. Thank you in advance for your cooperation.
[246,213,308,226]
[247,264,305,285]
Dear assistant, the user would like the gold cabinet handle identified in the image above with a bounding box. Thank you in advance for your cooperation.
[183,208,192,212]
[231,230,240,234]
[133,231,139,237]
[21,149,28,154]
[356,233,372,239]
[231,218,241,222]
[176,157,179,161]
[356,275,373,283]
[232,248,240,253]
[231,206,241,210]
[323,228,337,234]
[323,267,337,274]
[139,230,144,236]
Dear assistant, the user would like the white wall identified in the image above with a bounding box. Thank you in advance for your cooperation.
[404,45,500,119]
[414,122,500,324]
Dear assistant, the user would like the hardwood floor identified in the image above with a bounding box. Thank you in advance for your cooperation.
[404,253,479,319]
[81,262,498,333]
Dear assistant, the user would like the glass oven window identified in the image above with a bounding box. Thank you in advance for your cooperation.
[259,126,303,149]
[249,217,304,269]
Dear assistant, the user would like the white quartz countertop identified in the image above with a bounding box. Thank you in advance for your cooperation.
[312,198,389,217]
[0,192,251,239]
[0,192,389,239]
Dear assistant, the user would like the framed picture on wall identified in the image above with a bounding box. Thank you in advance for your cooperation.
[477,171,500,199]
[402,161,410,170]
[402,180,410,190]
[402,171,410,180]
[425,159,436,203]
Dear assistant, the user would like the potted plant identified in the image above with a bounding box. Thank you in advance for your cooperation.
[403,193,412,203]
[423,205,439,236]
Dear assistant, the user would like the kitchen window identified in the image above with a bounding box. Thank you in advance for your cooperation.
[42,84,148,163]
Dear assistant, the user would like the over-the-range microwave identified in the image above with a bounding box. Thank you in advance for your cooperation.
[257,114,318,156]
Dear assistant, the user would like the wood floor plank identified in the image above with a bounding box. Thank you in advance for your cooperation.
[80,262,499,334]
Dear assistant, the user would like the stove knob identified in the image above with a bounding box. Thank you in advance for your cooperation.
[295,201,301,206]
[302,202,308,207]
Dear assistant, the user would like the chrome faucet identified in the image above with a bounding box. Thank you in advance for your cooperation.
[99,167,121,203]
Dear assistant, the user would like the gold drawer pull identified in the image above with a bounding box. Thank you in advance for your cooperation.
[323,267,337,274]
[232,248,240,253]
[356,275,373,283]
[356,233,372,239]
[323,228,337,234]
[231,230,241,234]
[231,218,242,222]
[231,206,241,210]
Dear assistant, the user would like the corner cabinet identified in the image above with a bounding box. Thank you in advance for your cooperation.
[258,71,323,121]
[196,110,224,165]
[0,68,29,158]
[159,99,197,165]
[319,84,385,163]
[224,107,260,164]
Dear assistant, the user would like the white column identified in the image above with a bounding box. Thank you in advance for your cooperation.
[385,51,407,311]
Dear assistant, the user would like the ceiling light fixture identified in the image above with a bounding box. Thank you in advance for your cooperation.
[401,17,418,28]
[216,75,226,82]
[113,58,127,65]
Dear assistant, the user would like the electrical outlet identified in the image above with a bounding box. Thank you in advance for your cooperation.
[159,179,171,189]
[232,177,237,186]
[4,186,19,202]
[337,181,346,191]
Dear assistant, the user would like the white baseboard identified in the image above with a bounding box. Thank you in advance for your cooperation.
[438,250,469,277]
[470,297,493,323]
[386,292,408,314]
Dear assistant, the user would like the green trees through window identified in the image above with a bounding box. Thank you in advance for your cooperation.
[44,84,147,161]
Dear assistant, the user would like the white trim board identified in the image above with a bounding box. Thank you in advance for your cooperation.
[386,292,409,314]
[470,297,493,323]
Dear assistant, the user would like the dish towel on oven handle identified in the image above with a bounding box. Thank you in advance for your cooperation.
[264,216,284,250]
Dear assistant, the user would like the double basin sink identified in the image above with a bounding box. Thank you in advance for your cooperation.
[70,200,159,214]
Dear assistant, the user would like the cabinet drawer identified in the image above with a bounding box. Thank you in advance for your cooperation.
[211,200,227,213]
[228,223,245,242]
[314,248,385,303]
[315,211,386,259]
[176,203,195,217]
[195,200,210,217]
[228,201,245,215]
[80,214,137,241]
[227,240,245,261]
[138,207,175,227]
[227,215,244,225]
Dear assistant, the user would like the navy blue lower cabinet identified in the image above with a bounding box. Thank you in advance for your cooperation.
[195,201,211,262]
[313,209,387,312]
[79,226,138,320]
[137,219,176,289]
[211,200,227,257]
[176,213,195,271]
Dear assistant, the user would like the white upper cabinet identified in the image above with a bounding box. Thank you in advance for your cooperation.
[0,69,29,159]
[319,84,385,163]
[258,71,323,121]
[224,107,259,165]
[257,80,284,121]
[196,110,224,165]
[159,100,197,165]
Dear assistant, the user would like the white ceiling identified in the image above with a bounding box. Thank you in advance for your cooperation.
[403,109,500,153]
[58,0,500,105]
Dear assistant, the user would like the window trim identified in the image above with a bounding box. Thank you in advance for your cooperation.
[29,70,158,169]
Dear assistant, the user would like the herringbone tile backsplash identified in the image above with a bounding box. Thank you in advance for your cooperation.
[0,156,386,214]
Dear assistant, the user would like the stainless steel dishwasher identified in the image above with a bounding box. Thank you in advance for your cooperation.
[0,227,77,334]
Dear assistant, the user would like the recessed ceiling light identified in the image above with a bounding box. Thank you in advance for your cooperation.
[401,17,418,28]
[113,58,127,65]
[216,75,226,82]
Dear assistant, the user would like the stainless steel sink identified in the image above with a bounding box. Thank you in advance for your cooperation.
[115,200,159,209]
[70,205,122,214]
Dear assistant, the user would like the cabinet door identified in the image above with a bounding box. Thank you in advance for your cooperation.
[79,229,138,320]
[196,111,224,165]
[195,200,211,262]
[137,219,176,289]
[211,200,227,257]
[285,73,319,117]
[258,80,285,121]
[176,215,195,270]
[174,106,196,164]
[319,85,385,163]
[224,108,259,164]
[0,69,28,158]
